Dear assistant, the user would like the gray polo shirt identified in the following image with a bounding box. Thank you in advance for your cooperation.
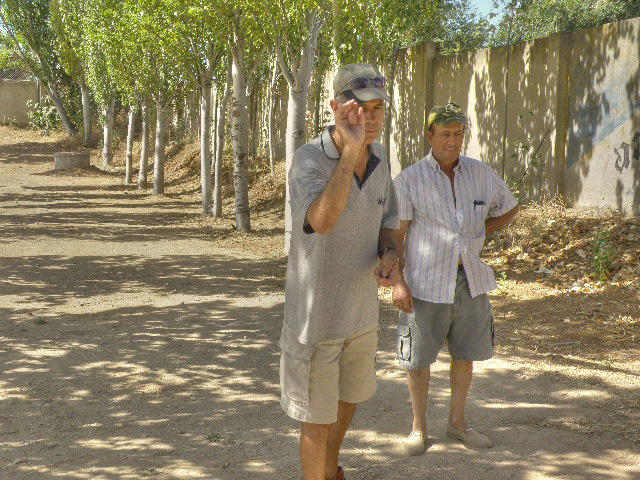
[283,127,399,346]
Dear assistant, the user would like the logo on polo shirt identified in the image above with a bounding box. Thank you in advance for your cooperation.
[377,197,385,206]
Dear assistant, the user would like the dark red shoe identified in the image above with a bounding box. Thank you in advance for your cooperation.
[325,465,345,480]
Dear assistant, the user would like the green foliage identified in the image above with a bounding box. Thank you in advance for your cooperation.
[331,0,446,65]
[26,98,61,136]
[0,0,72,86]
[495,271,516,295]
[173,0,229,90]
[435,1,493,55]
[489,0,640,46]
[0,44,27,70]
[50,0,86,81]
[1,0,80,132]
[591,230,616,282]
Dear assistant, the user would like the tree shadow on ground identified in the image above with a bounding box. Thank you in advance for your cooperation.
[0,253,637,479]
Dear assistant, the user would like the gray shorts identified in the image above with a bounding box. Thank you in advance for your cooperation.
[397,266,494,370]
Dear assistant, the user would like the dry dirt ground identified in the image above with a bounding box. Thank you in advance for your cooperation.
[0,125,638,480]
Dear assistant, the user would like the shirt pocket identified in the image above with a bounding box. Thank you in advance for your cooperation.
[279,327,315,406]
[467,202,490,234]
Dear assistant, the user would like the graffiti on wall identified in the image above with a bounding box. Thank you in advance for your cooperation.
[614,131,640,174]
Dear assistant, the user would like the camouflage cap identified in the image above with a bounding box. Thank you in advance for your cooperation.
[427,102,467,129]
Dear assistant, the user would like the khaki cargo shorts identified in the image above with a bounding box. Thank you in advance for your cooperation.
[279,325,378,424]
[397,266,495,370]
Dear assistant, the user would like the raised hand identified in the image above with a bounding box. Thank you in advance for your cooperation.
[330,98,365,155]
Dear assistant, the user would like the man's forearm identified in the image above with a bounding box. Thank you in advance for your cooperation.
[485,205,520,234]
[306,145,360,234]
[394,220,410,275]
[378,228,397,256]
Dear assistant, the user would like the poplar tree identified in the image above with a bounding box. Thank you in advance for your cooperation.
[0,0,78,135]
[50,0,93,146]
[264,0,324,250]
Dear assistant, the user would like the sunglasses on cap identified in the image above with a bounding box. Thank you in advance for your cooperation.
[443,102,463,113]
[339,76,386,93]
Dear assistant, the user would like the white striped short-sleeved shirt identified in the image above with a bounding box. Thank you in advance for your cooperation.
[394,150,518,304]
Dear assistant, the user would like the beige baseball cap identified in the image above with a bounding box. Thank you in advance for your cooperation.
[333,63,391,104]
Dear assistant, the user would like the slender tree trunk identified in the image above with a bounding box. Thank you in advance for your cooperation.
[192,91,200,136]
[214,62,232,218]
[80,80,92,146]
[175,95,184,141]
[200,83,213,215]
[313,72,322,136]
[125,107,136,184]
[249,78,258,162]
[138,102,150,189]
[47,82,77,136]
[230,46,251,231]
[268,58,278,177]
[279,11,322,252]
[102,96,116,167]
[284,87,309,252]
[211,86,218,173]
[154,101,169,195]
[384,49,400,169]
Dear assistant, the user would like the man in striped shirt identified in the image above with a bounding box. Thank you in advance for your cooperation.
[391,103,520,455]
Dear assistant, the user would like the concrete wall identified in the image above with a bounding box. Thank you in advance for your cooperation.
[565,17,640,215]
[434,46,507,173]
[0,81,39,124]
[387,42,435,178]
[380,16,639,213]
[431,34,570,203]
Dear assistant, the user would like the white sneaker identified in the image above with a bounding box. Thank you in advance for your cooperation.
[446,424,492,448]
[404,431,427,455]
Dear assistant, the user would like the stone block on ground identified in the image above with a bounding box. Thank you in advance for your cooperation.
[54,152,91,170]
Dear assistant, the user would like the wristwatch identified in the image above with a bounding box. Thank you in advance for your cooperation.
[378,246,397,259]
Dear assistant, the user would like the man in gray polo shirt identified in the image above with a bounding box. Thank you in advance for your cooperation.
[392,103,520,455]
[279,64,400,480]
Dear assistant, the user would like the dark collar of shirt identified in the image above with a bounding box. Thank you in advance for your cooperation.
[320,126,381,189]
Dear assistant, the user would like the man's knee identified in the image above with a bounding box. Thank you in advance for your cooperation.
[407,367,431,380]
[451,359,473,371]
[301,421,332,440]
[337,400,357,411]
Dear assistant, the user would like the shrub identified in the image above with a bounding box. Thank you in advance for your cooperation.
[591,230,616,281]
[26,98,60,136]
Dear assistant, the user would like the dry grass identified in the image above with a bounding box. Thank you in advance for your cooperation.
[486,198,640,289]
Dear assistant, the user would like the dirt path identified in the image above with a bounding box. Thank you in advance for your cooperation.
[1,127,638,480]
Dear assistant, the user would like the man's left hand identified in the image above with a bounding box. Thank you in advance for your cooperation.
[374,251,399,287]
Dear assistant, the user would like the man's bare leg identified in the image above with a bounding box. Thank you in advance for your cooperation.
[407,367,430,435]
[449,360,472,430]
[301,422,331,480]
[325,401,357,480]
